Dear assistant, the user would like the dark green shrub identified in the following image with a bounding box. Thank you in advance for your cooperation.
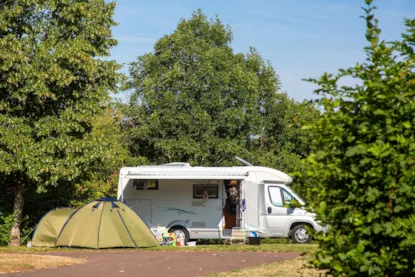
[305,1,415,276]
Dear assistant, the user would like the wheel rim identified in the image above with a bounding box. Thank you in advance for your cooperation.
[294,228,309,243]
[173,230,186,240]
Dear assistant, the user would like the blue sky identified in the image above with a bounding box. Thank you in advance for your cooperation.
[110,0,415,102]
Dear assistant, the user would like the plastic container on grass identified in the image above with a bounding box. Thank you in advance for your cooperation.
[248,231,260,245]
[248,237,261,245]
[187,241,197,247]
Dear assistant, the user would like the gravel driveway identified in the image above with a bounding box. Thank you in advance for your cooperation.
[6,251,299,277]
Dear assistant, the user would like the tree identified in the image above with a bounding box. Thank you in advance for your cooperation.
[0,104,129,246]
[0,0,121,246]
[67,106,130,207]
[248,93,320,194]
[306,1,415,275]
[125,10,280,166]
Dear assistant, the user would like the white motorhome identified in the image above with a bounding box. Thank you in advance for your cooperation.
[117,161,324,244]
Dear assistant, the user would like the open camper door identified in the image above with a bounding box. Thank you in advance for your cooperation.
[240,176,261,234]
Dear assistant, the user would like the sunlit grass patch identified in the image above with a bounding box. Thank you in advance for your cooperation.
[0,254,85,274]
[208,255,325,277]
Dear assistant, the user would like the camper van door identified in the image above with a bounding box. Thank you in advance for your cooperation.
[263,183,295,236]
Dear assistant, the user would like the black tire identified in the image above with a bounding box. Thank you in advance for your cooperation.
[169,227,190,244]
[291,224,312,244]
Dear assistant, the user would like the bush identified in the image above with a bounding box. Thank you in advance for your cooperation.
[196,239,223,245]
[262,237,287,244]
[0,213,13,246]
[0,212,31,246]
[305,1,415,276]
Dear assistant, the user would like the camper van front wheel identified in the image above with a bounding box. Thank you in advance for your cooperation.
[291,224,312,244]
[169,227,189,244]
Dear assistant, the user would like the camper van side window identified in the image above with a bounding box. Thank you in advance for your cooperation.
[282,189,293,201]
[133,179,159,190]
[193,184,218,199]
[268,186,283,207]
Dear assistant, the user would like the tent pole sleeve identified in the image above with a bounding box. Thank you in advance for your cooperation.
[117,210,138,248]
[121,178,125,202]
[21,224,37,244]
[97,202,105,249]
[55,207,82,247]
[31,208,55,242]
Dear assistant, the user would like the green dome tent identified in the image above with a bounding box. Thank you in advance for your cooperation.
[56,198,157,249]
[32,208,76,247]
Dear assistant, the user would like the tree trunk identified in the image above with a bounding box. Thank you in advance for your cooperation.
[8,183,24,247]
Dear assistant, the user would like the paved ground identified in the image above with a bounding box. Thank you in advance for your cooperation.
[6,251,299,277]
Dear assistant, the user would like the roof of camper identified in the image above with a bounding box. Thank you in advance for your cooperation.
[119,163,292,184]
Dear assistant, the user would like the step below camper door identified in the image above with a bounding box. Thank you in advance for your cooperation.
[263,184,295,237]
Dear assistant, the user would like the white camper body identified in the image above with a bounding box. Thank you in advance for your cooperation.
[117,163,323,242]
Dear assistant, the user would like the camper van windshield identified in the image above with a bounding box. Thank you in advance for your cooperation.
[286,186,305,205]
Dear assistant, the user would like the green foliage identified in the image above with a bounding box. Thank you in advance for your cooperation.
[0,0,121,243]
[305,2,415,276]
[0,213,13,246]
[69,173,119,208]
[125,10,280,166]
[124,9,319,177]
[196,239,223,245]
[249,94,320,195]
[0,0,121,187]
[5,105,127,239]
[261,237,287,244]
[0,212,32,246]
[63,107,129,207]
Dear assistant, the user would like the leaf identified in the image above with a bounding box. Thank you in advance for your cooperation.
[320,201,327,212]
[345,145,365,157]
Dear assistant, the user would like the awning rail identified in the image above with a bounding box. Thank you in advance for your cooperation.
[125,170,249,180]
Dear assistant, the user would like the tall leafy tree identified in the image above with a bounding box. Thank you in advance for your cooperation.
[250,93,320,194]
[306,1,415,275]
[0,0,121,246]
[126,10,280,166]
[0,105,129,246]
[67,106,130,207]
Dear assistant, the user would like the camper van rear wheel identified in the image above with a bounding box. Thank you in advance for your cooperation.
[291,224,312,244]
[169,227,189,244]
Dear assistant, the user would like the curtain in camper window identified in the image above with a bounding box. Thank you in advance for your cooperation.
[269,187,283,207]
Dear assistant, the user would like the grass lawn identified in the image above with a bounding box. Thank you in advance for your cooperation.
[208,255,324,277]
[0,254,85,274]
[0,243,317,254]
